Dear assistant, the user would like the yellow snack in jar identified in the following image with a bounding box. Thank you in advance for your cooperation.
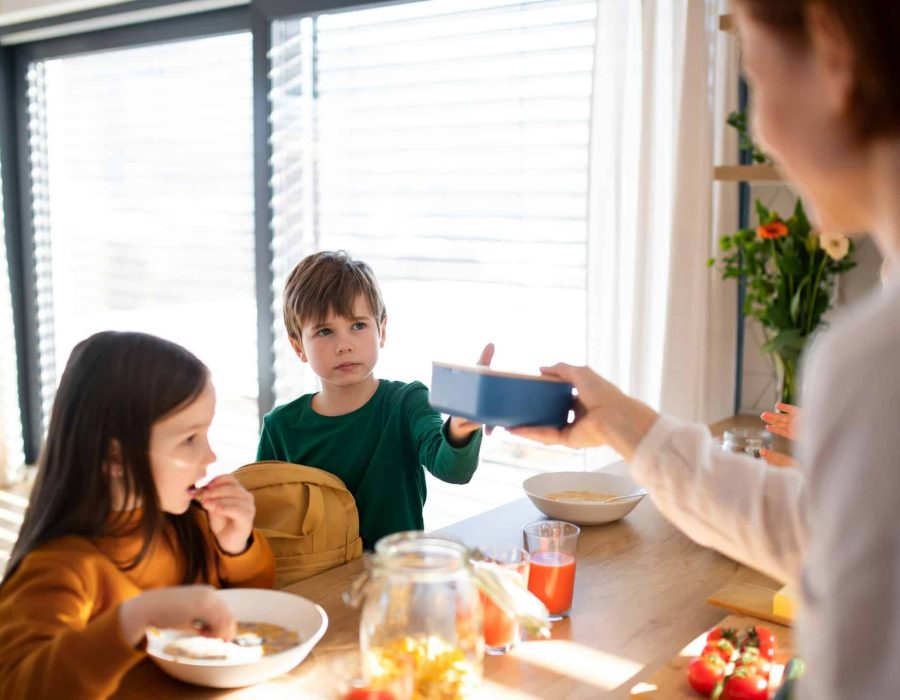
[365,635,480,700]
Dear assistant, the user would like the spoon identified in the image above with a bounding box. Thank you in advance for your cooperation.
[190,620,264,647]
[600,490,648,504]
[232,633,264,648]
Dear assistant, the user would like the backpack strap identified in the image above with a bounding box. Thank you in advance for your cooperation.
[301,482,326,536]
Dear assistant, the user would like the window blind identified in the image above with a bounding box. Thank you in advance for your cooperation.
[269,0,596,526]
[26,32,259,474]
[271,0,595,396]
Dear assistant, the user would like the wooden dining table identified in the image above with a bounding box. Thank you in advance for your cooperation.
[114,428,783,700]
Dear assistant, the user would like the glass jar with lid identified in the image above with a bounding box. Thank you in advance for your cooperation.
[346,531,551,700]
[721,427,773,458]
[358,533,483,699]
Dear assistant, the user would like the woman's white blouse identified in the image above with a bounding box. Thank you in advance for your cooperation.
[630,279,900,699]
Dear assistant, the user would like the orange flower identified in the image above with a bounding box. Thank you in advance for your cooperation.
[757,221,788,239]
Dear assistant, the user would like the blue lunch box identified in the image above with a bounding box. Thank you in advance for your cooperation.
[429,362,574,428]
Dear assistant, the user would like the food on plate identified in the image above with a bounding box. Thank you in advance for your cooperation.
[342,688,398,700]
[159,621,300,662]
[703,637,736,664]
[743,625,775,660]
[686,625,778,699]
[720,666,768,700]
[544,490,617,503]
[687,654,727,695]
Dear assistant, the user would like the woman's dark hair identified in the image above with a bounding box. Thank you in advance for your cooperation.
[736,0,900,139]
[3,331,211,585]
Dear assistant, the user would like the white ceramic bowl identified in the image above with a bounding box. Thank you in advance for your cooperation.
[522,471,646,525]
[146,588,328,688]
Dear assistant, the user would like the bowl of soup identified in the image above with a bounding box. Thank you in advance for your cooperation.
[522,471,646,525]
[145,588,327,688]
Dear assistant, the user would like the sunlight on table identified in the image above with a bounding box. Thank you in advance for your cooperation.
[477,680,542,699]
[513,639,643,691]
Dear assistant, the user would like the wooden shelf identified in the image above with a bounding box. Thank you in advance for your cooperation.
[714,164,783,182]
[719,14,735,33]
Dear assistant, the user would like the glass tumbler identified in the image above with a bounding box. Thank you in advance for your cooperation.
[477,546,530,655]
[523,520,580,620]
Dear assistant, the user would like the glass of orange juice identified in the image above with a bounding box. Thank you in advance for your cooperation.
[478,546,530,655]
[523,520,580,620]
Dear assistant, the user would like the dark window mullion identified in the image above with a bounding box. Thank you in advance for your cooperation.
[251,3,276,420]
[0,48,40,464]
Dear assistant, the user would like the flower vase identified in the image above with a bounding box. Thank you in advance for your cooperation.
[773,352,798,405]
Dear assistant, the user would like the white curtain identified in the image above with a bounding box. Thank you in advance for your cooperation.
[586,0,736,432]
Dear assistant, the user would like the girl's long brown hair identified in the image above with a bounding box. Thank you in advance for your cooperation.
[3,331,211,585]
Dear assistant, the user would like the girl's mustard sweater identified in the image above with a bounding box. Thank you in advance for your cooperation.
[0,510,275,699]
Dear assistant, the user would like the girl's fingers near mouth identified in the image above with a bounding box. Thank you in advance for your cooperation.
[188,486,207,502]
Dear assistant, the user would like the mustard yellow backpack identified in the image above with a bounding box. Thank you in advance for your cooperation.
[235,461,363,589]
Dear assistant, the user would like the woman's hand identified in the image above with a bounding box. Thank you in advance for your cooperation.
[197,474,256,555]
[760,402,801,440]
[118,585,235,647]
[508,363,658,460]
[448,342,495,445]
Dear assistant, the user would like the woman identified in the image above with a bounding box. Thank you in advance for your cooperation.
[512,2,900,697]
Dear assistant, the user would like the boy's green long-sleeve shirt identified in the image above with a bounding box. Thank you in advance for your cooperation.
[256,379,482,549]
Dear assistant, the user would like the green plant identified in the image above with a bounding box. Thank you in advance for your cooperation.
[708,198,856,403]
[727,110,770,165]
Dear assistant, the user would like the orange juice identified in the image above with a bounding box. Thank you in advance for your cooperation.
[480,590,518,649]
[477,548,529,654]
[527,551,576,616]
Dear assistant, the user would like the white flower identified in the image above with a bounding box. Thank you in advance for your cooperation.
[820,235,850,261]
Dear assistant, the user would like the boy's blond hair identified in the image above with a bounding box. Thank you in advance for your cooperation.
[283,250,386,341]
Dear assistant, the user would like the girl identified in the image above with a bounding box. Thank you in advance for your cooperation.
[0,331,275,698]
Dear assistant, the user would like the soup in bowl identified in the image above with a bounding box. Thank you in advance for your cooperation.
[146,588,327,688]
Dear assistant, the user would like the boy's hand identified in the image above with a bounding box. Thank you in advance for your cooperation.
[448,343,495,445]
[196,474,256,555]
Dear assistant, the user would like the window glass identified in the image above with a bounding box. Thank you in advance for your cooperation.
[27,33,257,475]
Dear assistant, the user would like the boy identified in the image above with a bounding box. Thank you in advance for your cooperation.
[257,250,491,549]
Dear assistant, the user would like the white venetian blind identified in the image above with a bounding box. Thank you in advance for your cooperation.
[269,0,597,526]
[271,0,595,391]
[26,32,259,474]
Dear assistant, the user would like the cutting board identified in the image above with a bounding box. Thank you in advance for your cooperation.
[706,582,793,627]
[629,614,794,698]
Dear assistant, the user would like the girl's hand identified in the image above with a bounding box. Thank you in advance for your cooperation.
[196,474,256,555]
[508,363,658,460]
[448,343,495,445]
[118,585,235,647]
[760,402,801,440]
